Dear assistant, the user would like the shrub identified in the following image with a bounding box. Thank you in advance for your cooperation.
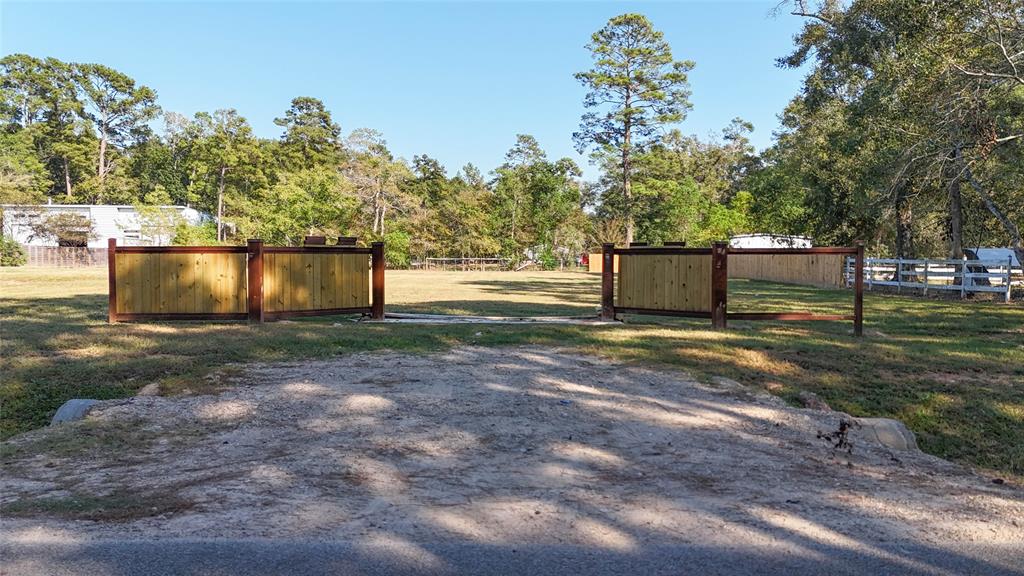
[0,236,27,266]
[382,230,411,269]
[537,246,559,270]
[172,222,219,245]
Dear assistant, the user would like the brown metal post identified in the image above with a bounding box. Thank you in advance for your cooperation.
[371,242,385,320]
[247,239,264,323]
[600,243,615,320]
[854,242,864,337]
[303,235,326,246]
[711,242,728,330]
[337,236,357,246]
[107,238,117,323]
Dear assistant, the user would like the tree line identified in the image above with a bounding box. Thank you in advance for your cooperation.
[2,6,1021,265]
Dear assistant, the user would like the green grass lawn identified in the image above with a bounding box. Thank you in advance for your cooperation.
[2,266,1022,478]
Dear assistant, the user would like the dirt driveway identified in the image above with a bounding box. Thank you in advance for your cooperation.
[2,347,1022,574]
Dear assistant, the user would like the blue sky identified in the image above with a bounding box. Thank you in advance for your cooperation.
[2,1,808,180]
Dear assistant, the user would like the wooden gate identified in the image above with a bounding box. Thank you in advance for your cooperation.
[108,239,384,323]
[109,245,249,321]
[610,246,716,319]
[600,242,864,335]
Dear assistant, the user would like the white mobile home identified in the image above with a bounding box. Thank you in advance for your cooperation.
[729,233,813,249]
[2,204,205,248]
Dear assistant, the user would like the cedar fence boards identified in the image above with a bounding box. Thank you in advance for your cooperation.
[601,243,864,335]
[108,239,384,323]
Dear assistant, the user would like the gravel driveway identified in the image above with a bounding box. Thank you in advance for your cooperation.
[2,347,1022,574]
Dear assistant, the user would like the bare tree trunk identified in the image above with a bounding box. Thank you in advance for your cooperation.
[963,168,1024,266]
[894,182,914,258]
[217,166,226,242]
[622,98,634,245]
[98,133,108,183]
[63,157,73,199]
[946,148,965,258]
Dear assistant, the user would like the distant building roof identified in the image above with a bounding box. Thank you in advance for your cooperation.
[729,234,813,249]
[965,247,1020,267]
[2,204,206,248]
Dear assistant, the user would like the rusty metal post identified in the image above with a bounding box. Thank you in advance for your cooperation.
[107,238,117,323]
[711,242,729,330]
[247,239,264,323]
[600,243,615,321]
[303,235,326,246]
[854,242,864,337]
[337,236,357,246]
[371,242,385,320]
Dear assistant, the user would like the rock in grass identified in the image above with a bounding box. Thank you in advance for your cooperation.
[797,391,831,411]
[857,417,919,451]
[50,399,100,425]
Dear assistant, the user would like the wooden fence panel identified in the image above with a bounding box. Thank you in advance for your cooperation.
[109,240,381,322]
[729,253,846,288]
[602,244,862,334]
[114,251,246,315]
[588,253,619,273]
[617,253,711,312]
[263,252,369,314]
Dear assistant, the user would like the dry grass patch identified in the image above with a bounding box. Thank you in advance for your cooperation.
[2,266,1023,478]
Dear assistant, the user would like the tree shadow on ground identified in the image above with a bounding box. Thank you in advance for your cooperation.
[2,280,1023,475]
[3,347,1021,575]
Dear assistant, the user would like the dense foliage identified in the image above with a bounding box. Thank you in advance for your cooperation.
[766,0,1024,261]
[0,235,26,266]
[2,7,1021,261]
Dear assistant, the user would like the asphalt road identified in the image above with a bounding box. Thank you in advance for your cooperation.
[3,540,1022,576]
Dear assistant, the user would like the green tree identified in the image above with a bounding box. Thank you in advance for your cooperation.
[239,167,356,245]
[492,135,585,262]
[188,109,266,240]
[782,0,1024,261]
[274,97,342,170]
[27,212,96,246]
[574,13,694,244]
[344,129,414,236]
[74,63,159,186]
[1,55,92,200]
[0,54,51,127]
[0,128,49,204]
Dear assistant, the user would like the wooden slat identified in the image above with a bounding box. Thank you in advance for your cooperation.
[617,253,711,313]
[216,253,229,313]
[172,254,188,313]
[141,253,155,313]
[263,253,275,312]
[311,253,322,310]
[116,253,130,313]
[322,252,337,309]
[234,253,247,313]
[729,253,846,288]
[193,251,204,313]
[200,253,214,313]
[302,254,314,310]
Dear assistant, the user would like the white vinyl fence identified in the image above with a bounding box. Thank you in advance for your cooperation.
[844,257,1021,302]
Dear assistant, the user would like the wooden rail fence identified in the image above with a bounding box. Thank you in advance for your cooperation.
[108,238,384,323]
[601,243,864,335]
